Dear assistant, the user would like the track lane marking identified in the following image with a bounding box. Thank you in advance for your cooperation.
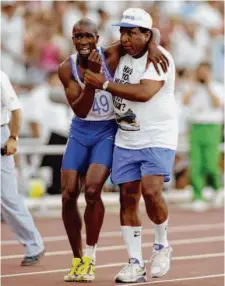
[1,236,224,259]
[1,253,224,278]
[1,223,223,246]
[2,236,224,259]
[117,273,224,286]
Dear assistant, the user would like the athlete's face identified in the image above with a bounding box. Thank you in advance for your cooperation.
[120,27,150,57]
[72,24,99,58]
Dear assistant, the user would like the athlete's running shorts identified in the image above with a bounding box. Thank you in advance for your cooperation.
[111,146,176,185]
[61,118,117,175]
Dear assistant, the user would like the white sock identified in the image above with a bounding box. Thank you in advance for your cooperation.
[83,244,97,263]
[152,218,169,247]
[121,226,144,267]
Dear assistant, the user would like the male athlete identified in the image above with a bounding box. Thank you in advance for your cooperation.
[84,8,178,283]
[58,17,169,282]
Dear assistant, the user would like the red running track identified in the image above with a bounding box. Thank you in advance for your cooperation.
[1,206,224,286]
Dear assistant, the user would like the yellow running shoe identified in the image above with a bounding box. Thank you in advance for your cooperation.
[64,257,81,282]
[75,256,95,282]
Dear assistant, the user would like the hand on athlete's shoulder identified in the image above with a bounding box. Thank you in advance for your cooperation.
[88,49,102,73]
[146,44,169,75]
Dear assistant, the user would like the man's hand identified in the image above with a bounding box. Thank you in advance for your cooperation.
[88,50,102,73]
[4,137,18,156]
[147,42,169,75]
[84,70,105,89]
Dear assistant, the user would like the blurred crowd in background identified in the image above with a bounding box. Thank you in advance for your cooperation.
[1,1,224,198]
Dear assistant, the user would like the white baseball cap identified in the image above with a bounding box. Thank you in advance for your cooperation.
[112,8,152,30]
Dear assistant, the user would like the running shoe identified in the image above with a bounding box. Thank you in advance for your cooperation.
[75,256,95,282]
[115,258,147,283]
[64,257,81,282]
[150,244,172,278]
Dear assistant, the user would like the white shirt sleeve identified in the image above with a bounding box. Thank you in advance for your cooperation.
[211,82,224,106]
[140,62,169,82]
[1,71,21,111]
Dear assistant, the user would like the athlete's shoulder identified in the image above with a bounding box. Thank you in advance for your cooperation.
[58,57,72,86]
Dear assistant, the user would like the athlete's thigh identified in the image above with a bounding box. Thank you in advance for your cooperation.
[89,137,115,171]
[85,163,110,192]
[61,169,82,199]
[61,137,89,175]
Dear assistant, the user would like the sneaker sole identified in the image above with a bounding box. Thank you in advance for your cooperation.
[75,275,95,282]
[64,277,76,282]
[21,250,45,266]
[115,275,147,283]
[151,263,171,278]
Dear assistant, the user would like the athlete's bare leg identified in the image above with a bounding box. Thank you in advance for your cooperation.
[61,170,82,258]
[141,175,168,224]
[120,180,142,226]
[84,163,110,246]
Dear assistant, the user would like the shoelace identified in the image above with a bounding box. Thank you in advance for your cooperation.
[76,262,93,275]
[151,248,169,265]
[68,265,77,275]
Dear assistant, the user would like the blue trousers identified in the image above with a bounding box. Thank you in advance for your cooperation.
[1,125,44,256]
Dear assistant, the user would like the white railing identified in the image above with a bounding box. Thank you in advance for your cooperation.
[17,141,224,155]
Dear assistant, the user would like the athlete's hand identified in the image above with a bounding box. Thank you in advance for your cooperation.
[4,137,18,156]
[147,42,169,75]
[84,70,105,89]
[88,49,102,73]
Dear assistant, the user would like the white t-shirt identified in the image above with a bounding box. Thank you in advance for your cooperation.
[187,81,224,124]
[1,71,21,125]
[113,46,178,150]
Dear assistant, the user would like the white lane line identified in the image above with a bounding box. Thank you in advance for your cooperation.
[1,253,224,278]
[1,223,223,246]
[1,236,224,260]
[117,273,225,286]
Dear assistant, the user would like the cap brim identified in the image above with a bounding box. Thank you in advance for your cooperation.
[112,22,138,28]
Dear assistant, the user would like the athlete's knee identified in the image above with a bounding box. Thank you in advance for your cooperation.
[61,182,78,202]
[61,171,80,201]
[85,184,101,205]
[120,183,140,209]
[142,181,163,202]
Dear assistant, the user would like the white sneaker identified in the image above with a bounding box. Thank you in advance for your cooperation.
[115,258,147,283]
[191,200,209,212]
[150,244,172,278]
[211,190,224,208]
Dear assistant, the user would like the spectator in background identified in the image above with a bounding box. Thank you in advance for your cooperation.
[1,1,26,84]
[183,62,224,211]
[170,15,210,70]
[1,70,45,266]
[62,1,99,39]
[20,71,69,195]
[211,24,224,83]
[22,71,68,142]
[97,9,115,47]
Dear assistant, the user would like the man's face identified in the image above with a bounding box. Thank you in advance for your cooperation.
[120,27,150,57]
[72,24,98,59]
